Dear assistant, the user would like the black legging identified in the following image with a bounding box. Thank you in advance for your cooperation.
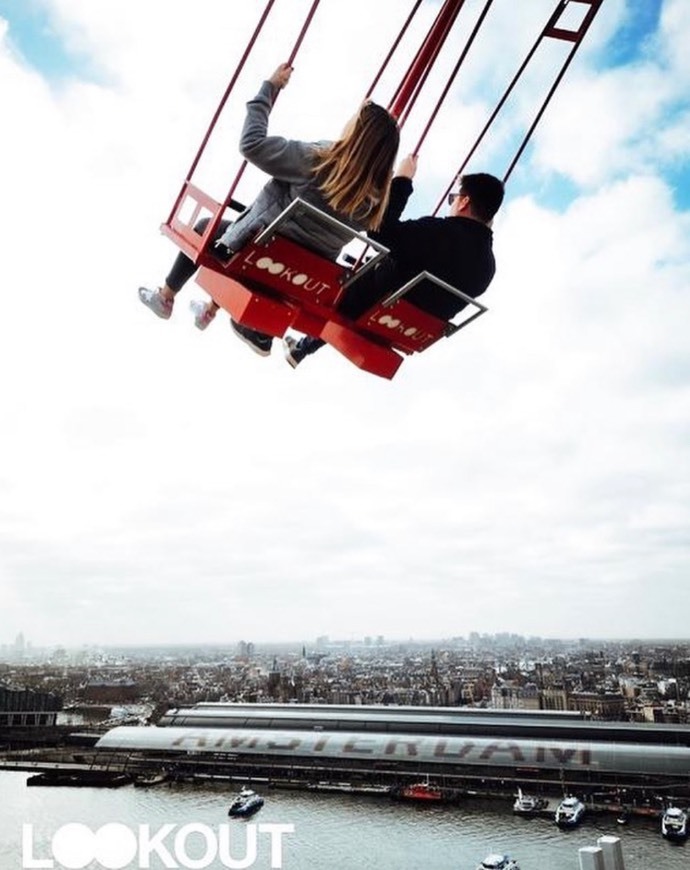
[165,217,232,293]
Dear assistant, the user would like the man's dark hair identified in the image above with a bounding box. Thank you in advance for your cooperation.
[460,173,505,223]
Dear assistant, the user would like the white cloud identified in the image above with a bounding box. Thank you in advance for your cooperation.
[0,1,689,646]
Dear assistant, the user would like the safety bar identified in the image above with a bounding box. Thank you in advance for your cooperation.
[380,270,488,336]
[254,198,390,285]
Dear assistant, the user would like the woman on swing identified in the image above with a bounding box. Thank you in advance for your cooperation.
[139,63,400,356]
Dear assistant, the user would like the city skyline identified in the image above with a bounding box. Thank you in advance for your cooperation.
[4,631,690,658]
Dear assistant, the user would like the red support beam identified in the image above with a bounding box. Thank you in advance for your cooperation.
[388,0,468,122]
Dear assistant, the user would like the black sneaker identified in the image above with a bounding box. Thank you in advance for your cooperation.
[230,319,273,357]
[283,335,306,369]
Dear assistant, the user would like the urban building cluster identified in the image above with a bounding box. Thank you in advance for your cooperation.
[1,632,689,730]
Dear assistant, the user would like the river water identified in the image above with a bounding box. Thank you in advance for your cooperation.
[1,771,686,869]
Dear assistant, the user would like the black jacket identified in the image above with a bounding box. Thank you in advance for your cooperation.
[341,177,496,321]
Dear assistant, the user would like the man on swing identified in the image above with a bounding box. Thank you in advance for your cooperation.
[281,153,504,368]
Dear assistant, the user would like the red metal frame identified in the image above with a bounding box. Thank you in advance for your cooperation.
[161,0,322,263]
[434,0,605,212]
[198,0,323,253]
[164,0,276,232]
[502,0,604,182]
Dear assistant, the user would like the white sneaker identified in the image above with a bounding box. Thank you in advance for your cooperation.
[138,286,173,320]
[190,300,217,331]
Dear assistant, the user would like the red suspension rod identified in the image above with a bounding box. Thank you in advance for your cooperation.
[365,0,425,101]
[166,0,277,227]
[199,0,322,253]
[286,0,321,65]
[220,0,321,213]
[433,0,604,212]
[388,0,468,122]
[503,0,603,182]
[410,0,495,150]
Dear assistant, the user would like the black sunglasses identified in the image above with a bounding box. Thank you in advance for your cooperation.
[447,192,465,206]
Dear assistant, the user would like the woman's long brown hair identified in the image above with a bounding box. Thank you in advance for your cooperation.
[312,102,399,231]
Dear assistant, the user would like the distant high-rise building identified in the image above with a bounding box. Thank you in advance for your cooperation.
[267,657,281,698]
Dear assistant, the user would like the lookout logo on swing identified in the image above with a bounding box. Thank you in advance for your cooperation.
[239,249,334,298]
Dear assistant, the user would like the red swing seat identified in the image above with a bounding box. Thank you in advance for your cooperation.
[191,198,488,379]
[322,270,487,377]
[196,199,368,339]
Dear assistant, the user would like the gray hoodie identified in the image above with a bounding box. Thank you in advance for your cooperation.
[218,80,362,257]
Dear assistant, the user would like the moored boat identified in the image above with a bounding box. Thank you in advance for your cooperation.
[513,788,548,815]
[134,771,169,787]
[307,781,391,795]
[476,854,520,870]
[398,780,443,800]
[555,796,585,827]
[27,771,131,788]
[661,806,688,840]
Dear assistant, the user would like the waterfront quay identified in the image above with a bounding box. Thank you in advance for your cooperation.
[0,754,666,824]
[0,768,675,870]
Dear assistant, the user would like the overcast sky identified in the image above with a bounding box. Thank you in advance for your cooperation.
[0,0,688,648]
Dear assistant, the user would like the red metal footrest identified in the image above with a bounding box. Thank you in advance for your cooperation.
[321,321,404,380]
[196,267,295,338]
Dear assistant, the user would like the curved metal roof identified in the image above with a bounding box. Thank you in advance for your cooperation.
[96,725,690,777]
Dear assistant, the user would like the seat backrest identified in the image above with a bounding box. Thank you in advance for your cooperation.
[356,270,488,354]
[222,198,389,312]
[224,234,346,309]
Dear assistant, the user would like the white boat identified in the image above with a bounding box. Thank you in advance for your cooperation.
[555,796,585,827]
[133,771,169,788]
[228,786,264,818]
[513,788,548,815]
[661,806,688,840]
[476,855,520,870]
